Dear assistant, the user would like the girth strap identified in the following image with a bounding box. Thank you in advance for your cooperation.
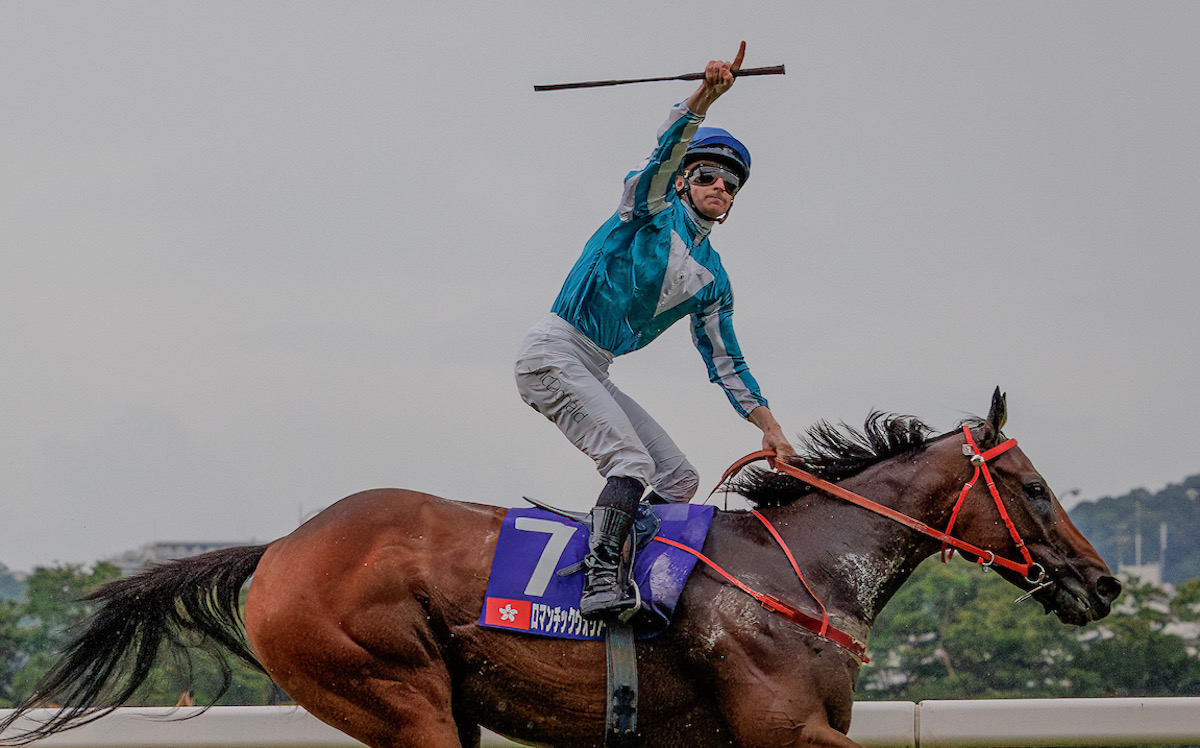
[604,620,638,747]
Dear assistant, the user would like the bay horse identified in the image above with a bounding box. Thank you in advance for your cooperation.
[0,389,1119,748]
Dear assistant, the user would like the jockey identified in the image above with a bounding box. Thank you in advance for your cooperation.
[515,43,796,620]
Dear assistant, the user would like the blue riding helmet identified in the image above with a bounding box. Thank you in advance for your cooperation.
[684,127,751,183]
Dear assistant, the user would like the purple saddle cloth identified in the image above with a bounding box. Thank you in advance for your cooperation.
[479,503,715,640]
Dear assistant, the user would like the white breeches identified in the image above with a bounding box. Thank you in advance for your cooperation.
[515,315,699,503]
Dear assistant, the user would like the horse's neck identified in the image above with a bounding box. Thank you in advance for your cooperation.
[771,454,965,628]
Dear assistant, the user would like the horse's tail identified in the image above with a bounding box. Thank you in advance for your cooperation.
[0,544,270,745]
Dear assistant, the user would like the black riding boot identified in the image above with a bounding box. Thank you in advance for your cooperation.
[580,505,637,619]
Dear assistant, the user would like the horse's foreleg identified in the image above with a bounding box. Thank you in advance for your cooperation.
[705,626,862,748]
[729,709,865,748]
[795,719,865,748]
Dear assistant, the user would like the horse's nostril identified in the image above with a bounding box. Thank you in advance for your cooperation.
[1096,575,1122,602]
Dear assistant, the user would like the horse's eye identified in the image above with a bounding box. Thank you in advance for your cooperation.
[1024,481,1050,503]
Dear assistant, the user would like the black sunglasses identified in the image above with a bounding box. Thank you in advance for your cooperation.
[687,164,742,195]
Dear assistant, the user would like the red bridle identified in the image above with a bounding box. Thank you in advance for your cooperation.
[940,425,1035,573]
[658,425,1048,661]
[715,425,1041,579]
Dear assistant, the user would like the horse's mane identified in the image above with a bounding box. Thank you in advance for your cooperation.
[730,412,974,509]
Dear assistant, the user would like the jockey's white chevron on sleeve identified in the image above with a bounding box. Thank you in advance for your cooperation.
[619,102,701,220]
[549,101,768,419]
[692,302,767,418]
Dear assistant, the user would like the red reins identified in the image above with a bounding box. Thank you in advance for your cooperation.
[657,425,1043,662]
[653,533,867,661]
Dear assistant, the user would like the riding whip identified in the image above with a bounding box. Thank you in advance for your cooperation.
[534,64,785,92]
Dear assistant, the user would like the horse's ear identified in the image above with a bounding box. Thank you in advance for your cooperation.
[984,387,1008,444]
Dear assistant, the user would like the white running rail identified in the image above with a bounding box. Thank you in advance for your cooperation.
[2,699,1199,747]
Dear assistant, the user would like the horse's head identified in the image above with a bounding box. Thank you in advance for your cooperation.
[942,388,1121,625]
[730,389,1120,628]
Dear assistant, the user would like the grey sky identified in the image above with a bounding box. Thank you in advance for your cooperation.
[3,2,1198,572]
